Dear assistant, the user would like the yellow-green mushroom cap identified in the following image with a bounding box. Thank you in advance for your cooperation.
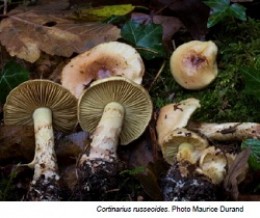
[4,80,78,132]
[78,77,153,145]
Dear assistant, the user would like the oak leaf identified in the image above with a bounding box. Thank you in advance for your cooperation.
[0,1,120,63]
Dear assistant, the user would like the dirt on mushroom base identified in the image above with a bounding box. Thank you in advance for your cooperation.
[72,158,126,201]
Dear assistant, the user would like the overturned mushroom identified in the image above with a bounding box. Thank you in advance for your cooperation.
[161,128,208,165]
[75,77,153,200]
[187,122,260,141]
[196,146,228,185]
[4,80,77,201]
[156,98,201,145]
[156,98,205,165]
[170,40,218,90]
[61,41,145,98]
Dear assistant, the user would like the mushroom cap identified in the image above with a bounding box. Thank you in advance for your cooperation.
[4,80,78,132]
[160,128,208,165]
[156,98,200,145]
[170,40,218,90]
[78,77,153,145]
[61,41,145,98]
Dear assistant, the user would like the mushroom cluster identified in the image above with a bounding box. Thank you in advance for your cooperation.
[4,80,77,200]
[2,37,256,202]
[156,98,251,201]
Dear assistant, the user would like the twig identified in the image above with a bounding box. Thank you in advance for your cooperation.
[148,60,166,91]
[3,0,7,15]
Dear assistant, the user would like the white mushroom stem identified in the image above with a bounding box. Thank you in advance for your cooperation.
[81,102,125,162]
[29,107,59,183]
[188,122,260,141]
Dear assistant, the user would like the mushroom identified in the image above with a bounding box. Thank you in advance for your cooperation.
[156,98,201,145]
[196,146,228,185]
[3,80,77,201]
[187,122,260,141]
[61,41,145,98]
[161,128,208,165]
[156,98,206,165]
[170,40,218,90]
[75,76,153,200]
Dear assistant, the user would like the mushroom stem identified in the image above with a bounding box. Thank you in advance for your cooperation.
[82,102,125,162]
[188,122,260,141]
[177,142,201,164]
[31,107,59,183]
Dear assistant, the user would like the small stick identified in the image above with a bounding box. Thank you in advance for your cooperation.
[3,0,7,15]
[148,60,166,91]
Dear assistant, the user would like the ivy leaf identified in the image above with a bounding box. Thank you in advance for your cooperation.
[204,0,247,28]
[229,3,247,21]
[241,64,260,101]
[241,139,260,170]
[0,61,29,104]
[121,20,165,60]
[207,9,229,28]
[204,0,230,10]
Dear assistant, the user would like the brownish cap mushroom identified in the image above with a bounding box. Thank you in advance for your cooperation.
[160,128,208,165]
[170,40,218,90]
[78,77,153,146]
[4,79,77,132]
[61,41,145,98]
[156,98,200,145]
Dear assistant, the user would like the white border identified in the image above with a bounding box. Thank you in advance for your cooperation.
[0,201,259,218]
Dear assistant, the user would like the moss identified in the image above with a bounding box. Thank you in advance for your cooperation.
[150,18,260,122]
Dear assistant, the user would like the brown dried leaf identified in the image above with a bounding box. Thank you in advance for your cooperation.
[0,125,87,165]
[135,163,165,200]
[56,131,88,165]
[238,194,260,201]
[0,2,120,63]
[150,0,210,40]
[223,148,251,200]
[0,125,35,163]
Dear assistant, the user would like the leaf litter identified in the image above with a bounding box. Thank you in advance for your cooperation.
[0,0,120,63]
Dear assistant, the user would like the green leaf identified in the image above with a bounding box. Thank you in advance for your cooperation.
[120,166,145,176]
[207,9,228,28]
[229,3,247,21]
[203,0,230,11]
[240,63,260,101]
[77,4,135,21]
[121,21,165,60]
[204,0,247,28]
[0,61,29,104]
[241,139,260,170]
